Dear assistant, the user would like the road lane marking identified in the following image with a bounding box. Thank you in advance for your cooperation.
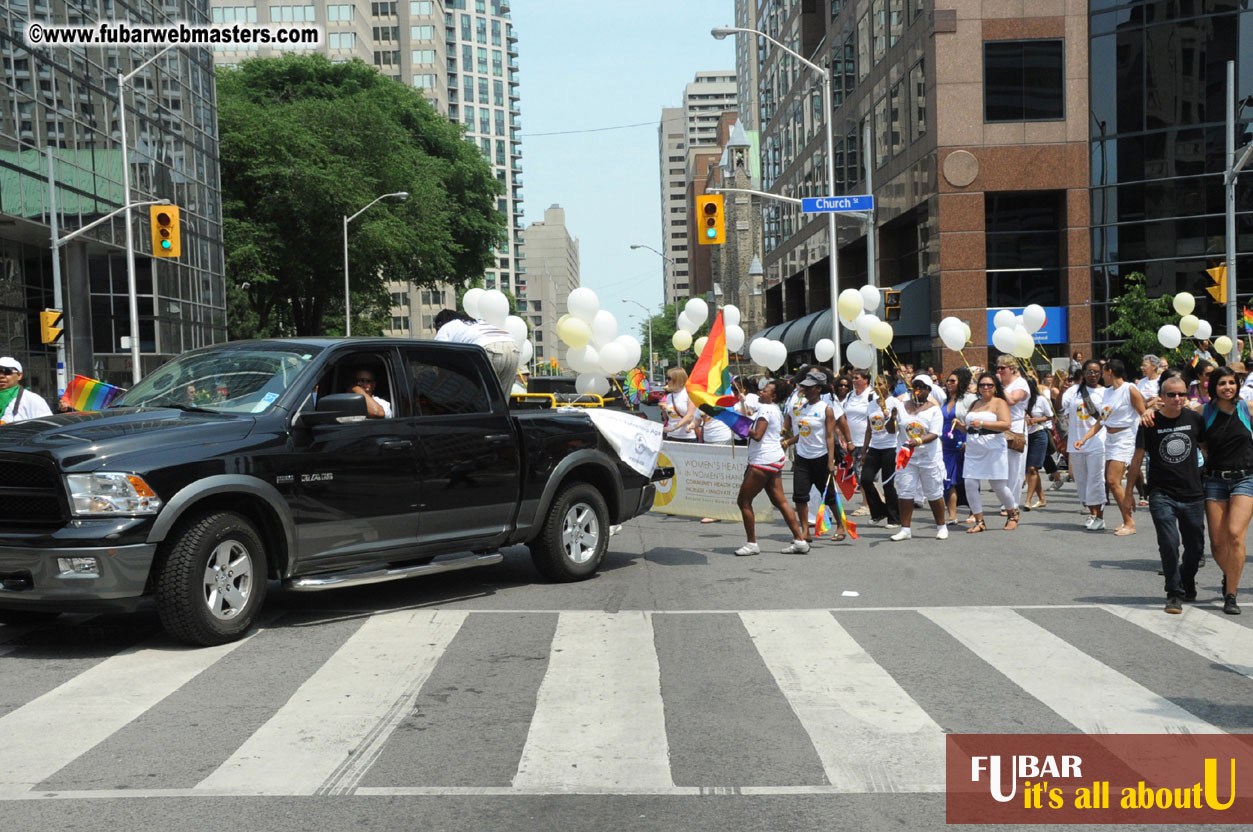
[922,607,1224,734]
[195,609,465,796]
[0,636,247,793]
[1101,604,1253,678]
[740,610,947,793]
[512,610,673,790]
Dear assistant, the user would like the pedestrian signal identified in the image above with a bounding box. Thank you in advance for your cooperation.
[40,309,63,344]
[696,194,725,245]
[150,205,181,258]
[883,289,902,322]
[1206,264,1227,304]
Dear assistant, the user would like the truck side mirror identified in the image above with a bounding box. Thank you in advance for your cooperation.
[297,393,369,427]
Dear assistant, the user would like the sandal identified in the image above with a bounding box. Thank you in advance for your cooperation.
[967,519,987,534]
[1004,509,1020,531]
[831,531,846,542]
[1114,526,1136,536]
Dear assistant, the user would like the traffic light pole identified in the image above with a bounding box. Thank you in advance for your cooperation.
[1225,60,1253,362]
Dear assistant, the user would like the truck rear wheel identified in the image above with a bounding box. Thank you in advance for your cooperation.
[530,482,609,582]
[155,511,267,646]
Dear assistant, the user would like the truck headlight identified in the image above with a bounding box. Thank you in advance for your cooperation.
[65,473,162,516]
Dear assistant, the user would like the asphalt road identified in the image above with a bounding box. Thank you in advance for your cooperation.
[2,482,1252,832]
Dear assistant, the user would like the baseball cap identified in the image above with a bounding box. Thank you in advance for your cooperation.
[0,356,21,373]
[911,376,932,389]
[799,371,827,387]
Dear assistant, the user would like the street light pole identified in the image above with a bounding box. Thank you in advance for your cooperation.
[622,299,654,386]
[342,191,409,336]
[629,243,677,324]
[713,25,841,368]
[1224,60,1253,361]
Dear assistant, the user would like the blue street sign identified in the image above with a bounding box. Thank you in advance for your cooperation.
[985,307,1069,345]
[801,195,875,213]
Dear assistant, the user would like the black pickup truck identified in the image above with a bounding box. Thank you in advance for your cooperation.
[0,338,661,645]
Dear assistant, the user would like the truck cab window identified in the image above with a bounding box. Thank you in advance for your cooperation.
[409,353,490,415]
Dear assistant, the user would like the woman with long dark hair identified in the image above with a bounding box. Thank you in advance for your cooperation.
[941,367,975,525]
[954,371,1016,533]
[1201,366,1252,614]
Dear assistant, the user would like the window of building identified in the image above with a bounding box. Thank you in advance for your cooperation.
[985,191,1063,307]
[329,32,355,49]
[410,0,431,13]
[984,40,1064,122]
[477,47,488,74]
[492,50,503,76]
[390,291,408,306]
[422,315,434,330]
[271,5,315,21]
[464,105,474,126]
[410,25,434,39]
[495,110,504,135]
[889,81,903,156]
[910,59,926,142]
[493,79,504,106]
[476,17,487,43]
[874,95,889,168]
[889,0,903,46]
[857,11,870,80]
[413,74,437,89]
[327,4,352,21]
[369,1,396,14]
[491,19,501,46]
[372,25,398,40]
[872,0,886,64]
[477,77,488,103]
[391,315,409,330]
[412,49,435,64]
[212,7,259,22]
[421,289,443,305]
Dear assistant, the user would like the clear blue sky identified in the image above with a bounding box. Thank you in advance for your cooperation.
[509,1,735,342]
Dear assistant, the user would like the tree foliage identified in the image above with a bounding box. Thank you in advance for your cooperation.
[1102,272,1190,367]
[217,55,505,337]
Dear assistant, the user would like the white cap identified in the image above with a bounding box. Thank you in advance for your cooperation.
[0,356,21,373]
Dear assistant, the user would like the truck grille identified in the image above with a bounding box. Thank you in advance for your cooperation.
[0,457,64,525]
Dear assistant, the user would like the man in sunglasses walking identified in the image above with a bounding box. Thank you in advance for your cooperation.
[0,357,52,425]
[1128,375,1206,614]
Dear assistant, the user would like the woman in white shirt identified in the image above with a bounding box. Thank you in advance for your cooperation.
[996,356,1031,517]
[735,380,808,556]
[1023,376,1055,510]
[953,371,1015,533]
[1075,358,1145,535]
[887,377,950,541]
[859,374,902,528]
[841,370,876,516]
[660,368,699,442]
[783,371,852,542]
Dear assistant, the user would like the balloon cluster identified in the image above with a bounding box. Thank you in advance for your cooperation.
[747,337,788,371]
[989,304,1046,360]
[1157,293,1221,353]
[671,299,748,356]
[540,287,644,396]
[836,285,895,369]
[463,287,535,368]
[937,316,973,353]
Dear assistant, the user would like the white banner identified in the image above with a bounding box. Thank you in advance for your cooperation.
[584,408,663,478]
[650,440,775,522]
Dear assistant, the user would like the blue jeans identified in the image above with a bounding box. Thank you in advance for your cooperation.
[1148,491,1205,598]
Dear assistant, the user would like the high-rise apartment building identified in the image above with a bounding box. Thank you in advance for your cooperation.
[522,204,579,366]
[208,0,524,339]
[733,0,761,132]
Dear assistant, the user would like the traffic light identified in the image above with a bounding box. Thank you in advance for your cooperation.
[39,309,63,344]
[883,289,901,322]
[149,204,181,257]
[1206,264,1227,304]
[696,194,725,245]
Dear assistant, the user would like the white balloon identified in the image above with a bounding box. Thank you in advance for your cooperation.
[566,345,599,374]
[693,336,709,356]
[519,339,534,367]
[1157,324,1182,350]
[567,287,600,323]
[684,298,709,328]
[749,338,771,366]
[814,338,835,362]
[846,340,875,369]
[844,312,864,332]
[993,309,1015,331]
[1022,304,1047,333]
[838,288,864,322]
[856,314,878,343]
[590,309,618,346]
[677,312,696,334]
[764,340,788,371]
[992,326,1017,355]
[616,335,642,369]
[725,324,745,353]
[672,329,692,352]
[461,287,484,319]
[598,341,630,374]
[1173,292,1195,316]
[504,314,528,345]
[722,304,741,327]
[1194,319,1213,341]
[574,373,598,395]
[590,375,611,397]
[938,318,966,352]
[859,285,881,313]
[478,289,509,326]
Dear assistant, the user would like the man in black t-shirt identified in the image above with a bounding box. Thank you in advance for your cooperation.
[1129,376,1206,614]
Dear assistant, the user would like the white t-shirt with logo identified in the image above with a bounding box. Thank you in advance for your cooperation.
[896,403,943,464]
[1063,384,1106,454]
[842,387,874,447]
[748,403,786,468]
[866,393,900,450]
[793,398,832,460]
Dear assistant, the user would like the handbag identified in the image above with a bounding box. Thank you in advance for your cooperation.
[1005,430,1026,452]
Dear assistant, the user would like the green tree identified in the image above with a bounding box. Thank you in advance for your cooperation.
[1102,272,1191,367]
[217,55,505,338]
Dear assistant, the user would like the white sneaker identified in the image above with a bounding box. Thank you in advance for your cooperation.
[735,542,760,556]
[1083,515,1095,529]
[936,525,949,540]
[884,522,901,530]
[781,540,811,554]
[1089,517,1105,531]
[890,527,912,542]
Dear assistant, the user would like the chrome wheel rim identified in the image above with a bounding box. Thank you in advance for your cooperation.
[561,502,600,565]
[203,539,254,621]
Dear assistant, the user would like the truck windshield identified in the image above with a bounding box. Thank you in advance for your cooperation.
[113,345,323,414]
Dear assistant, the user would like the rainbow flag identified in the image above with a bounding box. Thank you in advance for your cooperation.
[1243,306,1253,333]
[814,502,833,536]
[687,310,752,437]
[811,479,858,540]
[625,367,649,405]
[829,484,858,540]
[60,374,123,412]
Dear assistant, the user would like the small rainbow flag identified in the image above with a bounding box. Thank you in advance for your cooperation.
[1243,306,1253,333]
[814,502,833,536]
[60,374,123,412]
[830,481,858,539]
[625,367,649,405]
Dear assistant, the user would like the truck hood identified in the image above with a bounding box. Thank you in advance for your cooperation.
[0,408,256,466]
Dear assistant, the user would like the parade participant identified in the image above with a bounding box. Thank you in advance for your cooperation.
[1128,375,1205,614]
[1023,376,1056,510]
[660,368,700,442]
[1137,354,1161,401]
[842,370,875,516]
[784,371,851,542]
[1194,339,1215,364]
[996,356,1030,516]
[889,377,950,541]
[1063,360,1108,529]
[433,309,520,393]
[735,379,808,556]
[940,367,975,524]
[1076,359,1146,534]
[953,371,1016,533]
[0,357,52,425]
[1189,360,1214,407]
[861,373,901,528]
[1201,366,1253,615]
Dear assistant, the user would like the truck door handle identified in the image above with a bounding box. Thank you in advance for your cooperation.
[380,439,413,451]
[484,434,510,443]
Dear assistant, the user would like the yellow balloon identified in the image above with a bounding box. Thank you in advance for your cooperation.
[1179,314,1199,337]
[557,316,590,349]
[837,288,864,322]
[868,321,894,350]
[693,336,708,355]
[1214,335,1234,356]
[963,322,972,344]
[1173,292,1195,316]
[672,329,693,351]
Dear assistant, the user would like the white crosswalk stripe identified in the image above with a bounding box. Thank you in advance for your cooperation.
[1,605,1250,799]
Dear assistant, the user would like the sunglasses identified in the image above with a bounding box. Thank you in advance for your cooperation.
[977,383,995,388]
[355,377,375,385]
[0,368,16,376]
[1162,392,1187,398]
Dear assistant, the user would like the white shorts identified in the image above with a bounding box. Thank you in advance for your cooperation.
[1104,426,1136,465]
[895,458,945,502]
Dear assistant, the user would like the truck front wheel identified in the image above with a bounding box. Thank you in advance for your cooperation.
[155,511,268,646]
[530,483,609,582]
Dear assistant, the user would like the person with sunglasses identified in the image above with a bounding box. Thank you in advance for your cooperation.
[952,372,1014,533]
[1200,366,1253,615]
[0,357,52,425]
[1127,375,1205,614]
[348,366,391,419]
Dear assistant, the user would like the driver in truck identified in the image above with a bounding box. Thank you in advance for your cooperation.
[349,366,391,418]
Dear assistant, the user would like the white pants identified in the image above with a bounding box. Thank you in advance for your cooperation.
[1071,452,1107,507]
[896,459,944,502]
[965,478,1018,516]
[1005,446,1026,505]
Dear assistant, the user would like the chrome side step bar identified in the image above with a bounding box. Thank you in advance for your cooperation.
[286,552,504,592]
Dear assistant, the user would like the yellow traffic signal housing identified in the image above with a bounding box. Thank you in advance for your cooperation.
[150,204,181,257]
[883,289,902,322]
[696,194,725,245]
[1206,264,1227,304]
[40,309,63,344]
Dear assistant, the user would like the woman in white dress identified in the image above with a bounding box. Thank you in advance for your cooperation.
[1075,358,1146,535]
[953,371,1017,533]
